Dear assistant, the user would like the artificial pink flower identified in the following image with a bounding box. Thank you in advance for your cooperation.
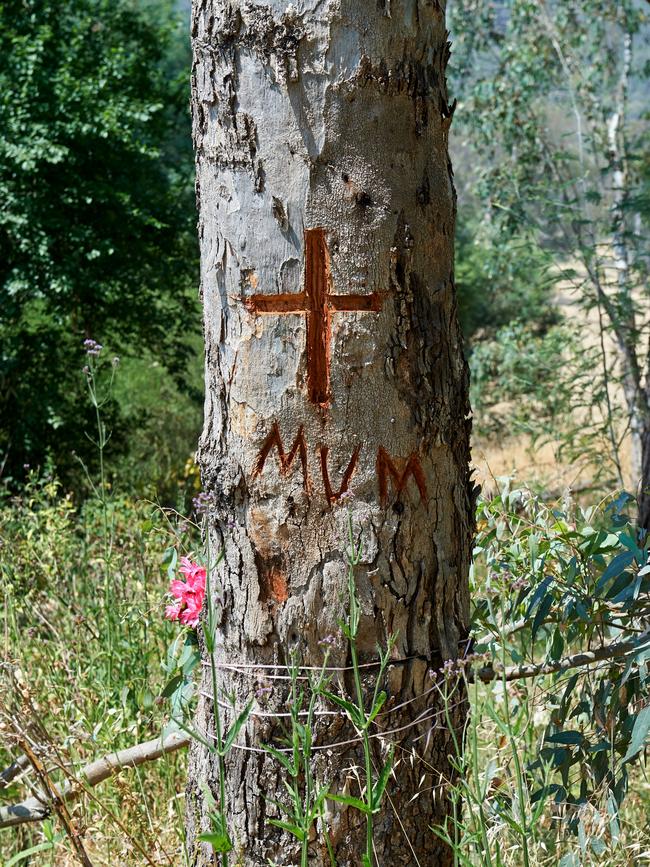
[165,557,206,629]
[179,557,206,587]
[179,594,203,628]
[169,579,190,601]
[165,601,182,621]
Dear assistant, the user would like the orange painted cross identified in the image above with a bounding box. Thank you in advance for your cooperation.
[245,227,383,406]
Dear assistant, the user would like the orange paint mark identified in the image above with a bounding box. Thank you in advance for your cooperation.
[252,422,310,492]
[376,447,427,507]
[245,227,383,406]
[320,443,361,504]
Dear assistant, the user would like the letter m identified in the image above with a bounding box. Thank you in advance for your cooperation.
[252,422,310,492]
[376,447,427,507]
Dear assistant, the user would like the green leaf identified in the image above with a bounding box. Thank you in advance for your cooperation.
[371,749,394,811]
[310,785,330,819]
[178,640,201,676]
[199,810,233,853]
[610,574,641,605]
[160,673,183,699]
[557,673,579,722]
[268,819,306,841]
[198,831,233,853]
[263,744,297,776]
[621,705,650,763]
[163,547,178,580]
[596,551,635,591]
[548,626,564,662]
[545,730,584,746]
[6,841,57,867]
[327,793,370,813]
[322,690,363,727]
[607,790,620,845]
[222,699,253,754]
[525,575,553,617]
[163,632,183,674]
[532,591,554,639]
[367,691,387,725]
[590,837,606,856]
[578,818,587,854]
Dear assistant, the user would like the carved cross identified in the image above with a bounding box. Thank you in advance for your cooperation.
[245,227,383,405]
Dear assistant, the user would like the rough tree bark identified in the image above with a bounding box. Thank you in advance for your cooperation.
[187,1,474,864]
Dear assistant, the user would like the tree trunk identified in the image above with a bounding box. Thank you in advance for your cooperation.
[187,1,474,864]
[636,420,650,531]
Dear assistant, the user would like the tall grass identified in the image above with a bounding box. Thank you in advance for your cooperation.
[0,468,197,865]
[1,464,649,864]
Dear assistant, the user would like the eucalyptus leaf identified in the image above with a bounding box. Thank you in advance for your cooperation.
[621,705,650,764]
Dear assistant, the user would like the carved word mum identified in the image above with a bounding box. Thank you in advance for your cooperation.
[252,422,427,507]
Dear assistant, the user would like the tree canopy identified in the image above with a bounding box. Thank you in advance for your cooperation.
[0,0,198,483]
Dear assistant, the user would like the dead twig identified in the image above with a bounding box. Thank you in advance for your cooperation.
[0,731,190,830]
[471,633,649,683]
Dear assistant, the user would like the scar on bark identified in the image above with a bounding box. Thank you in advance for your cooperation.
[255,555,289,607]
[252,421,310,492]
[376,446,427,507]
[320,444,361,504]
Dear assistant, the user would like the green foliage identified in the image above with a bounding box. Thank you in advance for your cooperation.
[110,345,203,501]
[456,217,557,343]
[0,0,199,486]
[0,468,195,862]
[263,654,333,867]
[450,0,647,230]
[470,320,626,483]
[2,478,649,864]
[454,482,650,858]
[449,0,650,485]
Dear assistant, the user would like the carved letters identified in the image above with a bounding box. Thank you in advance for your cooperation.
[251,421,310,493]
[319,444,361,504]
[252,425,427,508]
[244,226,427,510]
[376,446,427,508]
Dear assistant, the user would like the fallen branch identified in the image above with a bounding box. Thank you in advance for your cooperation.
[0,731,190,830]
[472,633,649,683]
[0,754,30,790]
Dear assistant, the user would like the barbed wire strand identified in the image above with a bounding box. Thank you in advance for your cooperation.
[190,699,465,756]
[200,640,473,677]
[201,675,448,722]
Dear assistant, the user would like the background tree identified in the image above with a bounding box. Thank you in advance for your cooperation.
[449,0,650,514]
[186,0,474,864]
[0,0,200,491]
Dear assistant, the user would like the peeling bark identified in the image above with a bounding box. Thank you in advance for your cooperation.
[188,1,474,863]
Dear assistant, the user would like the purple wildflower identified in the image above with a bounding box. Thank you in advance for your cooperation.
[83,338,103,357]
[192,491,217,518]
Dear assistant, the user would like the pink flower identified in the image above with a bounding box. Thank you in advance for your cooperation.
[165,602,182,621]
[179,593,203,627]
[179,557,207,591]
[165,557,206,629]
